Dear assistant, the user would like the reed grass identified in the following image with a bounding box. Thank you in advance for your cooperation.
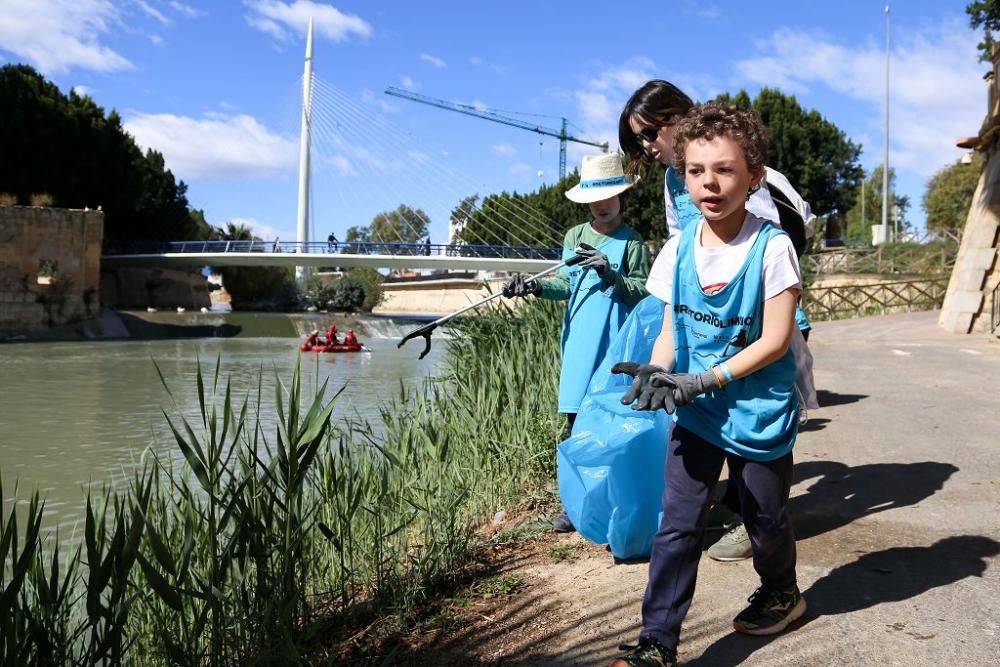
[0,298,564,664]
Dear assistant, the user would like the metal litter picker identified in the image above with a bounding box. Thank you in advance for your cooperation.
[397,244,594,359]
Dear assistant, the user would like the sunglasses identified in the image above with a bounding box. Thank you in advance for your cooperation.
[634,126,661,144]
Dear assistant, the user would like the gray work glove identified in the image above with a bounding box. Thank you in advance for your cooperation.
[655,370,722,407]
[575,246,616,286]
[611,362,677,413]
[501,274,541,298]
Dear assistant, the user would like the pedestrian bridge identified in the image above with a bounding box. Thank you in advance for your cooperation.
[102,240,564,273]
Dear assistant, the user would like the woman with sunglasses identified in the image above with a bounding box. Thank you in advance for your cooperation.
[617,80,818,564]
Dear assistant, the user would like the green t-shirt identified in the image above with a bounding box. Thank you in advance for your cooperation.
[538,222,650,307]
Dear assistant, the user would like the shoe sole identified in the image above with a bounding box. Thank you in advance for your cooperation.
[733,597,807,636]
[708,552,752,562]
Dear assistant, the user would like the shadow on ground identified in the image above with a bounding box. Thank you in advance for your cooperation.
[815,390,868,408]
[791,460,959,540]
[690,535,1000,667]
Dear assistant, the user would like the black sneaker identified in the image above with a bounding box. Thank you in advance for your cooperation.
[733,584,806,636]
[608,637,677,667]
[551,512,575,533]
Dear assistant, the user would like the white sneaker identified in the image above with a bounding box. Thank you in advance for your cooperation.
[707,523,752,562]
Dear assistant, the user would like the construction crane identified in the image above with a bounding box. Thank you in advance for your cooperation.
[385,86,609,180]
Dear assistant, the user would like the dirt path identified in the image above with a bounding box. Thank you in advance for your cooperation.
[381,312,1000,666]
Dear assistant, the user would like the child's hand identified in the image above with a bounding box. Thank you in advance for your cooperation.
[575,246,615,285]
[501,274,541,298]
[611,362,677,413]
[657,371,722,406]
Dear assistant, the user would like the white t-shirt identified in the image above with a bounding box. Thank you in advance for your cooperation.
[646,213,801,304]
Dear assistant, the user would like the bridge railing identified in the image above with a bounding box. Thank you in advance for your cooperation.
[104,240,562,260]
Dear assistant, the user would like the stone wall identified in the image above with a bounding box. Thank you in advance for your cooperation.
[0,206,103,336]
[939,49,1000,335]
[101,266,211,310]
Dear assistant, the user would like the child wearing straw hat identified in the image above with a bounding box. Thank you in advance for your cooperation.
[503,152,650,533]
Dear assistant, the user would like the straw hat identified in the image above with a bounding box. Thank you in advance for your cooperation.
[564,153,640,204]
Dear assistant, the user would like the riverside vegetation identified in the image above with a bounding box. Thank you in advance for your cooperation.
[1,299,564,664]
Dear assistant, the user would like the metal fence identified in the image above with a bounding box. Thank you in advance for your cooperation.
[105,240,562,261]
[804,278,950,321]
[801,243,958,277]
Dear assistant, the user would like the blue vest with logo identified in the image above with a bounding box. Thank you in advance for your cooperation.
[667,167,702,233]
[672,221,799,461]
[558,225,634,413]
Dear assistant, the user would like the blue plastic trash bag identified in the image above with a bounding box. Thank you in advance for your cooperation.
[557,295,671,560]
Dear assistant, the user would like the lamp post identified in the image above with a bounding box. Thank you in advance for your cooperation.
[880,4,891,244]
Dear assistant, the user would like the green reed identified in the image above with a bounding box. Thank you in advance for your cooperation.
[1,298,564,664]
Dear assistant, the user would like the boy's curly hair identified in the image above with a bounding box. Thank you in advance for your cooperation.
[671,102,769,174]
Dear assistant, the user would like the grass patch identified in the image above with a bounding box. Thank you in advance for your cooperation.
[546,543,579,563]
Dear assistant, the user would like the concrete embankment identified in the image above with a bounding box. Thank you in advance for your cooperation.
[1,308,418,343]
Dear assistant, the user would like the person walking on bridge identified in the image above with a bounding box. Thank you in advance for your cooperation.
[502,152,650,533]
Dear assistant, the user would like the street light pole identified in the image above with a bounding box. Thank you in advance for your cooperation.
[881,4,891,244]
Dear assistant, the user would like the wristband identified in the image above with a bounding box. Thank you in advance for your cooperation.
[710,365,727,388]
[719,362,735,384]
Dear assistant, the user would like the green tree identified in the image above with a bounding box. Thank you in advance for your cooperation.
[923,155,983,233]
[455,161,669,250]
[347,267,384,312]
[717,88,864,220]
[842,166,911,246]
[968,0,1000,62]
[0,64,208,247]
[212,221,296,309]
[369,204,430,243]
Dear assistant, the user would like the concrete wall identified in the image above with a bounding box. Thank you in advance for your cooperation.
[373,277,510,318]
[939,49,1000,335]
[0,206,103,336]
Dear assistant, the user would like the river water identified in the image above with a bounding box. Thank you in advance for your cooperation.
[0,331,447,532]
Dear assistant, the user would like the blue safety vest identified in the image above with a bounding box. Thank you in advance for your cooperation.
[558,226,634,413]
[667,167,702,233]
[672,221,799,461]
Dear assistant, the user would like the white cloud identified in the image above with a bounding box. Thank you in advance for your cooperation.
[493,143,517,157]
[733,22,983,176]
[471,99,489,112]
[150,34,164,45]
[360,89,400,113]
[565,56,720,164]
[244,1,371,42]
[124,112,298,180]
[420,52,445,68]
[0,0,132,74]
[468,55,510,74]
[134,0,169,25]
[169,1,200,18]
[72,85,92,97]
[228,217,294,242]
[400,75,418,91]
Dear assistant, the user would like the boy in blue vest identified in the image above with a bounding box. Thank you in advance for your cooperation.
[503,152,650,533]
[609,103,805,667]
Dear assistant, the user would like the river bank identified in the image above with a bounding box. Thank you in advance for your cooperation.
[1,300,566,665]
[0,307,422,343]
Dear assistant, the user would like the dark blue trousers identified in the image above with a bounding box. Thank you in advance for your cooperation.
[640,425,797,650]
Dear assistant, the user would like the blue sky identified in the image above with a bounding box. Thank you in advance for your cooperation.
[0,1,984,244]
